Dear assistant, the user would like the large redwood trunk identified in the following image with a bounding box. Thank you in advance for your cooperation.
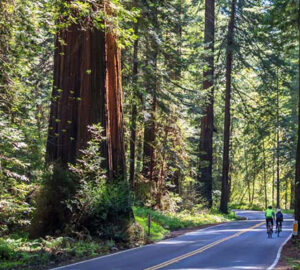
[142,3,158,188]
[105,30,126,179]
[143,94,158,182]
[197,0,215,208]
[220,0,236,214]
[295,5,300,229]
[46,2,125,180]
[129,24,139,189]
[46,25,107,166]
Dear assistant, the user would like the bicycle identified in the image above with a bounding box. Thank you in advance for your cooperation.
[276,221,282,237]
[267,220,273,238]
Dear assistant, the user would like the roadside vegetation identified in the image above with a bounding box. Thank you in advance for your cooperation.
[278,238,300,270]
[1,0,300,270]
[0,207,237,270]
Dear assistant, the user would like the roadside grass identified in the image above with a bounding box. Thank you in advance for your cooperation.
[229,203,264,211]
[282,209,294,215]
[0,207,238,269]
[279,238,300,269]
[0,234,115,270]
[133,206,237,242]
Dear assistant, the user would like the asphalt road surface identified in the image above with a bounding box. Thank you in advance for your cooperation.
[52,210,294,270]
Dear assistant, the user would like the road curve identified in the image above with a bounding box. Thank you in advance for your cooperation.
[51,210,293,270]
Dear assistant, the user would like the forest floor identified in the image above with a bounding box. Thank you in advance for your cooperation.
[0,207,238,270]
[277,237,300,270]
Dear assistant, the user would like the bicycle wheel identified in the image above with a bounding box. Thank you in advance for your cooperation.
[267,221,273,238]
[277,223,282,237]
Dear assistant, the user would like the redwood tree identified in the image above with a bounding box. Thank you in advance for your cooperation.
[220,0,236,214]
[295,4,300,229]
[129,23,139,189]
[46,2,125,179]
[197,0,215,208]
[142,2,159,185]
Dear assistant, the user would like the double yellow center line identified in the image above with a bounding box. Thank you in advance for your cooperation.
[145,221,265,270]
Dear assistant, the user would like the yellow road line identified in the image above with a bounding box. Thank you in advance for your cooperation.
[145,221,265,270]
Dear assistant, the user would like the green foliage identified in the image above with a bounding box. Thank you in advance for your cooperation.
[0,234,115,270]
[0,0,298,268]
[70,181,133,241]
[30,166,78,238]
[229,203,264,211]
[66,125,133,241]
[0,121,39,235]
[133,206,237,241]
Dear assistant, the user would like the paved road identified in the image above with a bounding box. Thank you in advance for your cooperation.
[52,210,293,270]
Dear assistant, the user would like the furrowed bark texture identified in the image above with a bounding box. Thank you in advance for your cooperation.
[105,30,126,179]
[46,4,125,180]
[295,5,300,228]
[129,24,139,189]
[197,0,215,208]
[220,0,236,214]
[46,25,107,166]
[276,68,280,209]
[143,3,158,186]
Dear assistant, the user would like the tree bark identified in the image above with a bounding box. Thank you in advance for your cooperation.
[129,25,139,189]
[294,4,300,228]
[273,144,275,206]
[105,27,126,180]
[220,0,236,214]
[276,67,280,209]
[142,3,158,186]
[197,0,215,208]
[263,141,268,209]
[46,2,126,180]
[46,24,107,166]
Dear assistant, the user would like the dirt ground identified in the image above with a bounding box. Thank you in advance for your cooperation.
[276,238,300,270]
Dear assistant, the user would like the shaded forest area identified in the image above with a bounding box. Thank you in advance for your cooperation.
[0,0,300,268]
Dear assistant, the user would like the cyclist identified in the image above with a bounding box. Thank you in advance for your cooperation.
[276,208,283,232]
[265,205,275,230]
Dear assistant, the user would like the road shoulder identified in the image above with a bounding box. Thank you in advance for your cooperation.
[276,237,300,270]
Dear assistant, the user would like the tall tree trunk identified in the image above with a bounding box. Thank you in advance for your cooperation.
[285,177,288,210]
[244,146,251,204]
[105,27,126,180]
[263,141,268,209]
[129,25,139,189]
[294,4,300,228]
[197,0,215,208]
[251,160,257,205]
[220,0,236,214]
[143,94,158,181]
[273,144,275,206]
[40,2,133,238]
[46,3,125,180]
[291,145,295,209]
[136,129,143,174]
[143,3,158,189]
[46,25,107,166]
[276,68,280,208]
[156,127,169,209]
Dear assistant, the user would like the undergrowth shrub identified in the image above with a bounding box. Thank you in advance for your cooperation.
[70,182,134,241]
[0,183,36,236]
[0,119,41,235]
[30,166,77,238]
[67,125,137,242]
[31,124,139,242]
